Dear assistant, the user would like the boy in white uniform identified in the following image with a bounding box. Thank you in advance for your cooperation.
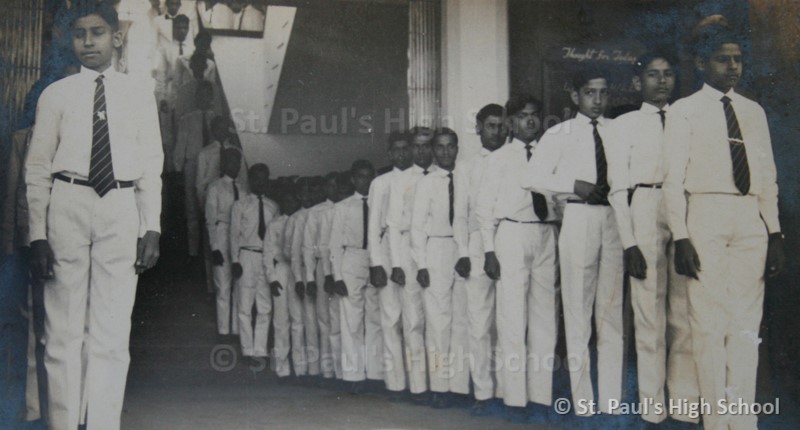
[230,164,279,360]
[411,128,469,409]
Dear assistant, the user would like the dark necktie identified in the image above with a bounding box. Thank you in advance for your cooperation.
[591,119,608,190]
[423,168,429,176]
[232,179,239,201]
[238,10,245,30]
[658,109,666,129]
[447,172,454,226]
[179,41,184,56]
[525,143,548,221]
[362,197,369,249]
[218,142,225,177]
[722,96,750,195]
[89,75,116,197]
[258,195,266,240]
[202,111,209,147]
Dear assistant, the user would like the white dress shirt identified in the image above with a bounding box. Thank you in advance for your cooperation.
[154,38,194,106]
[230,192,279,264]
[155,6,198,47]
[329,192,369,281]
[605,103,669,249]
[290,207,311,282]
[204,175,239,251]
[262,214,288,283]
[476,138,559,253]
[386,164,436,267]
[26,66,162,240]
[302,200,335,282]
[367,167,403,267]
[411,168,456,270]
[454,149,489,258]
[195,139,249,205]
[173,109,213,173]
[524,113,612,199]
[234,5,265,31]
[664,84,780,240]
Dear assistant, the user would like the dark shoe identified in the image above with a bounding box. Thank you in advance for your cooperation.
[527,402,550,423]
[409,392,430,405]
[506,406,528,423]
[349,381,365,395]
[387,390,406,403]
[429,392,450,409]
[471,399,493,416]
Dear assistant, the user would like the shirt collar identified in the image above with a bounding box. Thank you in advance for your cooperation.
[221,175,234,183]
[411,164,434,175]
[700,83,735,102]
[512,137,536,149]
[80,65,115,82]
[640,102,670,114]
[354,191,367,200]
[479,147,492,157]
[575,111,607,126]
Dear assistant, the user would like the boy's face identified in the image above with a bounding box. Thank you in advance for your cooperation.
[337,179,354,199]
[211,120,229,141]
[477,114,507,151]
[432,135,458,170]
[325,179,339,202]
[352,168,375,196]
[229,0,244,13]
[149,0,161,10]
[298,184,314,208]
[697,43,742,93]
[281,194,300,216]
[221,154,241,178]
[72,14,122,72]
[388,139,413,170]
[166,0,181,15]
[310,184,325,205]
[250,170,269,195]
[173,21,190,42]
[411,135,433,168]
[634,58,675,106]
[508,103,540,143]
[571,78,609,119]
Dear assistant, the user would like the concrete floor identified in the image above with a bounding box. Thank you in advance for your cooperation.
[123,267,563,430]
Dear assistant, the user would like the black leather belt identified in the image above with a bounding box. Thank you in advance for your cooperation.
[503,217,540,224]
[635,183,663,189]
[241,247,262,253]
[566,199,610,206]
[54,173,133,189]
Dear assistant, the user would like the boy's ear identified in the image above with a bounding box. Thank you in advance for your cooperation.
[570,90,580,106]
[632,75,642,93]
[112,30,124,49]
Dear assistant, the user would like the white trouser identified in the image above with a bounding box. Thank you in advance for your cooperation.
[329,290,342,379]
[26,280,44,421]
[365,274,385,381]
[44,180,138,430]
[687,194,767,430]
[284,264,307,375]
[376,234,406,391]
[212,224,237,335]
[560,203,624,415]
[465,230,503,401]
[313,258,334,378]
[423,237,468,394]
[300,262,320,375]
[396,233,427,393]
[495,221,560,407]
[238,250,272,357]
[666,249,700,423]
[628,188,670,423]
[270,260,292,377]
[340,248,369,381]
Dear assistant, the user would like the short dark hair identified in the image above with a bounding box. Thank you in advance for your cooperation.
[409,126,433,140]
[692,23,742,60]
[173,14,190,25]
[195,30,212,49]
[387,130,409,149]
[571,66,610,92]
[309,175,326,189]
[221,147,241,163]
[335,171,352,188]
[69,1,120,31]
[634,49,678,77]
[505,93,542,117]
[476,103,504,124]
[325,171,339,182]
[249,163,270,178]
[351,159,375,174]
[433,127,458,145]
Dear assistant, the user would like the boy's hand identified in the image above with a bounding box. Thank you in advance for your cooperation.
[231,263,243,279]
[417,269,430,288]
[324,275,335,294]
[370,266,387,288]
[270,281,283,297]
[212,250,224,266]
[334,280,348,296]
[30,240,54,280]
[674,239,701,280]
[484,252,501,280]
[306,281,318,298]
[295,282,305,300]
[390,267,405,286]
[455,257,471,279]
[624,246,647,280]
[135,231,160,274]
[574,180,596,201]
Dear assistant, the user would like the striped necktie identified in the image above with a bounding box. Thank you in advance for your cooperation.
[258,195,266,240]
[591,119,608,190]
[362,197,369,249]
[658,109,666,129]
[447,172,454,226]
[721,96,750,195]
[89,75,116,197]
